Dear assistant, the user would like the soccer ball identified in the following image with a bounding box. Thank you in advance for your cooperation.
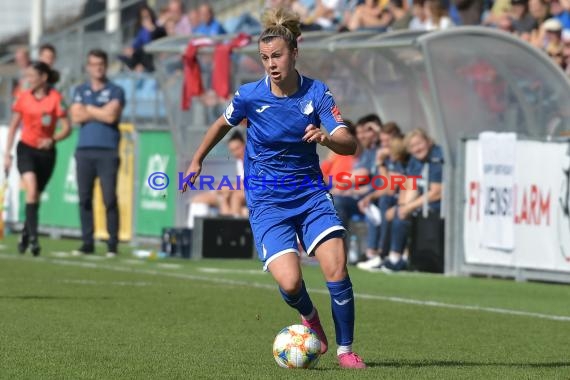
[272,324,321,369]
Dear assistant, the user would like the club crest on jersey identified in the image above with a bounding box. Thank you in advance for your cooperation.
[331,105,343,123]
[299,100,314,115]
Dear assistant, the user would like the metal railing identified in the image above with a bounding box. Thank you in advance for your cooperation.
[0,0,145,66]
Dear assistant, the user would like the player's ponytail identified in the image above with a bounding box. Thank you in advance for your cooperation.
[259,7,302,51]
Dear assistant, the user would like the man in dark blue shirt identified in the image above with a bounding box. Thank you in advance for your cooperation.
[70,49,125,257]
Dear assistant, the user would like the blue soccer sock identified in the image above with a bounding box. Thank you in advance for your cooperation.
[327,276,355,347]
[279,280,314,318]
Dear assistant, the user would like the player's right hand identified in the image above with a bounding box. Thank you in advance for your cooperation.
[181,161,201,193]
[3,155,11,175]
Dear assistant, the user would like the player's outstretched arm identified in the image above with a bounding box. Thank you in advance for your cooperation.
[181,116,233,193]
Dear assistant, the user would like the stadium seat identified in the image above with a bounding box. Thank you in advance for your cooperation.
[111,74,166,121]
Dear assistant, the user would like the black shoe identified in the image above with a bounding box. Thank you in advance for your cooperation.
[30,239,40,257]
[18,233,29,254]
[71,243,94,256]
[106,243,117,258]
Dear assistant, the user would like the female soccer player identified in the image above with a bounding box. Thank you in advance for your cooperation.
[4,61,71,256]
[182,8,366,369]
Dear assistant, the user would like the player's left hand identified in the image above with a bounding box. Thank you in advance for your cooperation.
[180,161,201,193]
[303,124,329,146]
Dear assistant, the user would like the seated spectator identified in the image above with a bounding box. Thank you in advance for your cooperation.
[187,131,247,229]
[119,4,167,72]
[346,0,391,31]
[380,128,443,272]
[193,3,226,36]
[451,0,484,25]
[409,0,429,30]
[387,0,414,30]
[188,8,201,33]
[38,43,71,91]
[541,18,563,47]
[39,44,56,68]
[169,0,193,36]
[424,0,455,30]
[510,0,539,35]
[540,18,564,65]
[529,0,551,25]
[483,0,510,27]
[12,47,30,97]
[302,0,347,30]
[357,122,407,271]
[551,0,570,31]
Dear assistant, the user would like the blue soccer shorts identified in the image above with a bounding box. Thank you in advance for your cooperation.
[249,191,346,271]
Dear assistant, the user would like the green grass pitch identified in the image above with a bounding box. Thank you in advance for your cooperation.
[0,235,569,379]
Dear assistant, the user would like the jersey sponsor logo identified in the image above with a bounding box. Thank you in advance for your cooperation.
[225,102,235,120]
[331,105,343,123]
[299,100,314,115]
[255,105,271,113]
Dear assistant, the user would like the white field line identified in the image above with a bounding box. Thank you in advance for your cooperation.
[2,254,570,322]
[60,279,152,287]
[198,267,266,275]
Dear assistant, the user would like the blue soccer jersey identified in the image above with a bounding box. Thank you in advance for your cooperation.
[223,74,347,209]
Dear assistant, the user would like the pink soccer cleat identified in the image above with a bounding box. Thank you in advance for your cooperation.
[338,352,367,369]
[302,309,328,354]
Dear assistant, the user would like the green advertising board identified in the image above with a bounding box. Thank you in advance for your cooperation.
[134,131,176,236]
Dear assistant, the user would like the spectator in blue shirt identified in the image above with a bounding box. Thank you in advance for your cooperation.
[70,49,126,257]
[119,4,167,72]
[381,128,443,272]
[193,3,226,36]
[356,122,406,271]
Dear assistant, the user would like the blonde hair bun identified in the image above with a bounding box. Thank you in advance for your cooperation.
[261,7,302,42]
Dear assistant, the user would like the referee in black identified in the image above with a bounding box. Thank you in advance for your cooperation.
[70,49,125,257]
